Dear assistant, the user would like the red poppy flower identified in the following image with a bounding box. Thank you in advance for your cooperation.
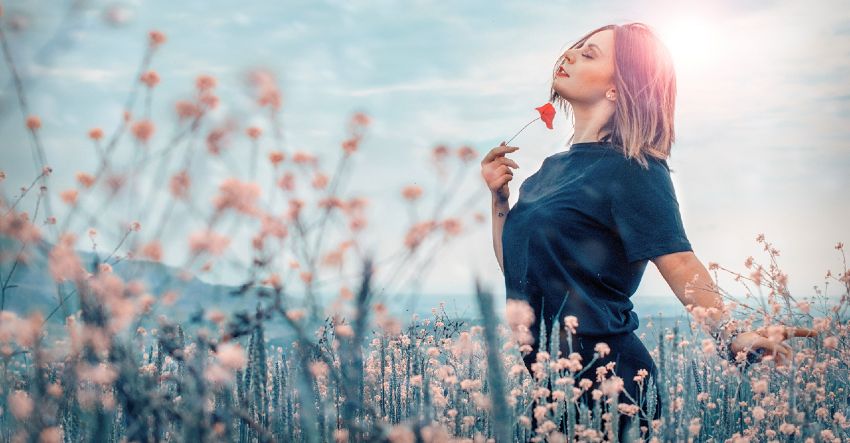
[535,102,556,129]
[503,102,558,146]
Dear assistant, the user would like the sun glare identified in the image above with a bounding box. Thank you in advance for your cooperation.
[657,18,721,73]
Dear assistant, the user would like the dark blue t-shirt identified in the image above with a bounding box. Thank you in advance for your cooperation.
[502,140,692,347]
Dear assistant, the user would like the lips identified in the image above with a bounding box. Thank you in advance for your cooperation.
[556,66,570,78]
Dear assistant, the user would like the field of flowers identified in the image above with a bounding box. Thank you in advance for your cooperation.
[1,27,849,443]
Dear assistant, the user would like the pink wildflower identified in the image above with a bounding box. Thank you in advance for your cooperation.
[205,363,234,387]
[77,362,118,385]
[432,144,449,161]
[286,309,306,322]
[14,312,43,348]
[175,100,201,120]
[292,151,316,165]
[404,220,437,250]
[506,299,535,346]
[563,315,579,334]
[60,189,78,205]
[48,233,84,282]
[196,74,217,92]
[350,111,370,128]
[594,342,610,358]
[387,425,415,443]
[268,151,285,166]
[341,137,359,154]
[309,361,329,378]
[215,342,247,370]
[140,241,162,261]
[457,145,477,162]
[26,115,40,131]
[8,390,33,419]
[76,172,95,188]
[601,376,624,397]
[752,379,768,394]
[823,336,838,349]
[0,211,42,244]
[440,218,462,236]
[169,170,190,199]
[401,185,423,201]
[335,324,354,337]
[277,172,295,191]
[39,428,62,443]
[260,214,288,239]
[131,119,155,142]
[311,172,328,190]
[258,88,281,109]
[207,310,226,324]
[288,198,304,219]
[779,423,796,435]
[188,230,230,256]
[618,403,640,417]
[246,126,262,139]
[148,30,166,47]
[139,70,160,88]
[213,178,260,215]
[200,92,219,109]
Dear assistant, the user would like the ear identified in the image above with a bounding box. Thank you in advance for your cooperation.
[606,89,617,101]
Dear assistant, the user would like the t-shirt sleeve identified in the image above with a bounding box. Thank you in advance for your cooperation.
[608,158,692,263]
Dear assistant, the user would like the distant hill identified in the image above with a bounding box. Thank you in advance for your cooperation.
[1,237,775,350]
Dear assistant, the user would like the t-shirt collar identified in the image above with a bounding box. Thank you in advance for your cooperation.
[569,141,615,151]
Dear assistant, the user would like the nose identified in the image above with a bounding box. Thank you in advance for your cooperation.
[561,50,575,65]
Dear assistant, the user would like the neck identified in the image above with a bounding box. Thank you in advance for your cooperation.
[569,100,615,144]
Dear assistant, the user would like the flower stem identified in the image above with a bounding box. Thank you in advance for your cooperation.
[505,117,540,146]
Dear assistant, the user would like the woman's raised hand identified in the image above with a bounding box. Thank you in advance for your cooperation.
[481,141,520,203]
[731,325,819,367]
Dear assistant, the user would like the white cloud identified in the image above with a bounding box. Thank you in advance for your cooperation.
[28,63,125,83]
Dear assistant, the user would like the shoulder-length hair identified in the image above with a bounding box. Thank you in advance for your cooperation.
[550,22,677,170]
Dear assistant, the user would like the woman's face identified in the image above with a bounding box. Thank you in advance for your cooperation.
[553,29,616,105]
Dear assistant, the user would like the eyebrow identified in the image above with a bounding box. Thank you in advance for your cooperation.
[584,43,603,56]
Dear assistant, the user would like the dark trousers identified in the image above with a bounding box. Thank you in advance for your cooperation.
[525,331,662,442]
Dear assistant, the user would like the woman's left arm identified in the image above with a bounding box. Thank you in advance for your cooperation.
[653,251,819,367]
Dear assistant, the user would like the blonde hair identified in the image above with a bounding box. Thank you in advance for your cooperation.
[550,22,677,170]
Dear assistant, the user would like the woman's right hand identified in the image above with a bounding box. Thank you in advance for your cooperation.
[481,142,520,203]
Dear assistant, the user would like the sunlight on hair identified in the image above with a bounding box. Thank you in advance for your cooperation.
[656,17,722,73]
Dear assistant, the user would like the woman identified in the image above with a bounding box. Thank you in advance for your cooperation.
[480,22,818,441]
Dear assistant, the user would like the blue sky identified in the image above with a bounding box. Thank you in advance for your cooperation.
[1,0,848,318]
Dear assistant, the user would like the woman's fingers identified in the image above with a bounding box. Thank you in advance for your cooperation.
[752,337,793,366]
[755,325,820,340]
[494,174,512,188]
[787,327,819,338]
[495,156,520,169]
[481,144,520,165]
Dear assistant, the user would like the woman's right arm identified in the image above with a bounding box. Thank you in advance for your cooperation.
[480,142,520,274]
[491,195,511,274]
